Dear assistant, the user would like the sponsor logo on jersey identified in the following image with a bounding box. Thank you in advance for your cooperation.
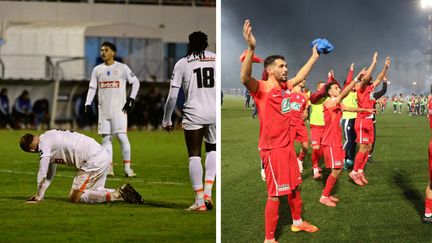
[281,98,291,114]
[100,81,120,89]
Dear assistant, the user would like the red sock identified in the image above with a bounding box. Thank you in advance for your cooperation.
[312,148,320,168]
[265,199,279,240]
[298,150,306,161]
[354,151,366,172]
[322,174,337,197]
[426,199,432,214]
[287,190,303,220]
[359,151,369,171]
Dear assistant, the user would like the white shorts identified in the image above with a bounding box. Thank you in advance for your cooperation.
[98,115,127,134]
[182,122,216,144]
[72,150,110,192]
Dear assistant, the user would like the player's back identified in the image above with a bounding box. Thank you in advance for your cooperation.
[39,130,105,168]
[173,51,216,125]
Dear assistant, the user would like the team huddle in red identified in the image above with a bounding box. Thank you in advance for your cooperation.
[240,19,401,243]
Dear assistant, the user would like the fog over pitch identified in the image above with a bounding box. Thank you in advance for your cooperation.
[222,0,429,94]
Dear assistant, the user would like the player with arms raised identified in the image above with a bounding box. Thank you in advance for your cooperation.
[20,130,143,204]
[241,19,321,243]
[162,31,216,211]
[85,42,140,177]
[350,53,391,186]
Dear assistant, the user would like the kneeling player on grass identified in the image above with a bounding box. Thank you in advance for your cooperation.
[320,69,375,207]
[241,20,319,243]
[19,130,143,204]
[162,31,216,212]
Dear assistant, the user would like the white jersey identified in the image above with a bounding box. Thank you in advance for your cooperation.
[87,61,139,119]
[171,51,216,125]
[38,130,105,170]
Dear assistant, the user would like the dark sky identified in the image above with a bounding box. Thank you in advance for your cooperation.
[222,0,429,94]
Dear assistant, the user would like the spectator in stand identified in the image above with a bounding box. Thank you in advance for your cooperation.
[12,90,33,129]
[33,99,50,131]
[0,88,15,129]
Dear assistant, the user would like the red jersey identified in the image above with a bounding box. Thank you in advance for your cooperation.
[322,100,343,148]
[251,80,293,150]
[289,91,309,126]
[357,84,376,119]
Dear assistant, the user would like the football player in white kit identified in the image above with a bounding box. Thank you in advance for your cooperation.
[19,130,143,204]
[85,42,140,177]
[163,31,216,211]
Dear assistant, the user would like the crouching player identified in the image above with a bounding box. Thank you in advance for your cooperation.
[20,129,143,204]
[319,69,375,207]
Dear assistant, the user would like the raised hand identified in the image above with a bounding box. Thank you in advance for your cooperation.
[243,19,256,50]
[384,56,391,68]
[372,52,378,63]
[312,43,319,58]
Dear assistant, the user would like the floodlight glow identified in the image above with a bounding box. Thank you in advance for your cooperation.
[421,0,432,9]
[413,82,417,85]
[387,81,391,84]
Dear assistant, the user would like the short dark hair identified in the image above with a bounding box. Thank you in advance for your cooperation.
[101,42,117,52]
[263,55,285,68]
[20,134,34,152]
[325,81,338,96]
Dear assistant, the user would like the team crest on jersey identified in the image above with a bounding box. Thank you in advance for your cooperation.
[290,102,301,111]
[281,98,291,114]
[107,71,111,76]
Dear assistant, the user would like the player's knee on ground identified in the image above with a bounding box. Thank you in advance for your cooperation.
[69,190,83,203]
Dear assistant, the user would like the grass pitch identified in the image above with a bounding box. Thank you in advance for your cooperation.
[0,129,215,242]
[222,95,432,242]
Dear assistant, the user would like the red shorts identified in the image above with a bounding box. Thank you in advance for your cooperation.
[260,145,302,197]
[310,125,324,147]
[429,140,432,180]
[322,146,345,169]
[291,124,309,143]
[355,118,374,144]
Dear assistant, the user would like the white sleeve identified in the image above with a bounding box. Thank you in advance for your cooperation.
[170,61,183,88]
[36,157,56,200]
[162,86,180,127]
[85,68,98,106]
[124,65,140,99]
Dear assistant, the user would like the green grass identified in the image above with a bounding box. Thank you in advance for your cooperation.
[222,95,432,242]
[0,129,215,242]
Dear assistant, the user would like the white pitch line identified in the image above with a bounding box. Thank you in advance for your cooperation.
[0,169,185,186]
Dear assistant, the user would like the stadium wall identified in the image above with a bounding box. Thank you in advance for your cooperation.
[0,1,216,50]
